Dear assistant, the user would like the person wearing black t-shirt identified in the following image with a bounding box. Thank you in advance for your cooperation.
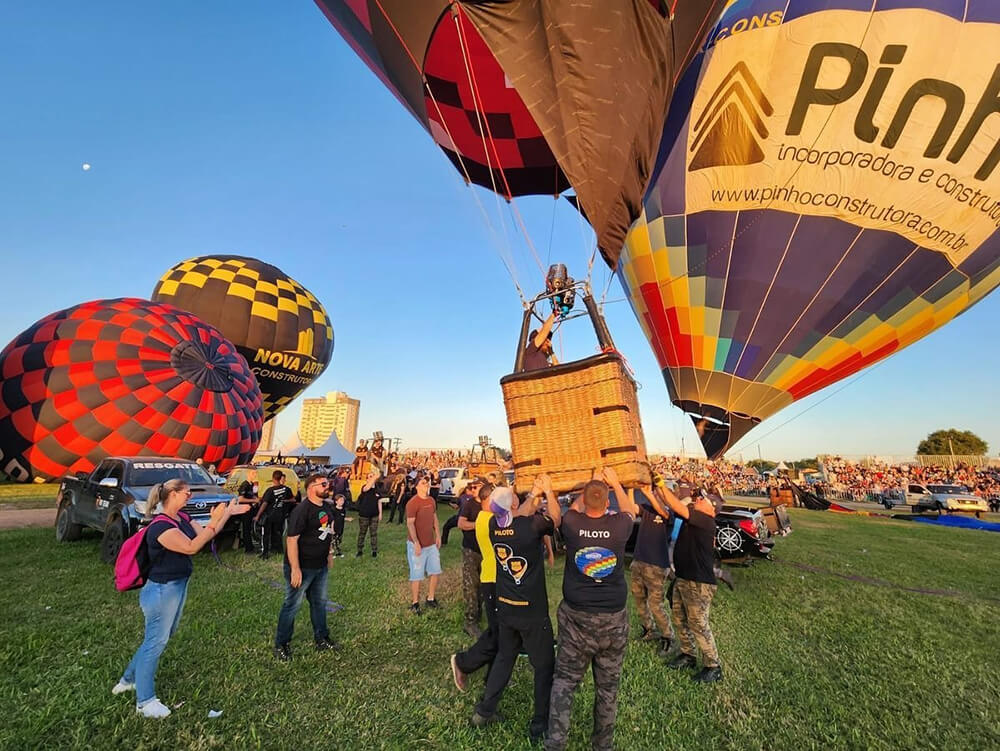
[236,470,258,554]
[653,476,722,684]
[545,467,638,751]
[255,470,294,560]
[273,474,340,661]
[630,486,676,656]
[470,478,560,745]
[331,494,349,558]
[456,478,485,637]
[355,470,382,558]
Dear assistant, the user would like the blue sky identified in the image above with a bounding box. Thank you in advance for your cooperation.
[2,2,998,462]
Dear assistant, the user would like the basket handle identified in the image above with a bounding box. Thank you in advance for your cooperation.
[512,293,616,373]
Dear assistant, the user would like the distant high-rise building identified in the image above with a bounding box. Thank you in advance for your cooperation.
[299,391,360,451]
[259,418,276,452]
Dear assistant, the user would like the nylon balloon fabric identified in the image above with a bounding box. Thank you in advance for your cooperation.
[151,255,333,420]
[313,0,726,264]
[0,298,264,481]
[619,0,1000,458]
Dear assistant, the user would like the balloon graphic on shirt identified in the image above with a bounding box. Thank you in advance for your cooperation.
[494,543,513,571]
[574,547,618,580]
[507,556,528,585]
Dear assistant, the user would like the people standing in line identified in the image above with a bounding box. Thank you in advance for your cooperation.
[355,470,382,558]
[456,478,485,637]
[467,478,561,745]
[652,477,723,683]
[331,493,350,558]
[450,482,499,691]
[273,474,341,661]
[236,469,258,555]
[405,474,442,614]
[115,480,245,718]
[255,470,294,560]
[545,467,638,751]
[630,486,676,657]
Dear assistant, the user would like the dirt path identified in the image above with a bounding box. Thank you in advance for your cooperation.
[0,507,55,529]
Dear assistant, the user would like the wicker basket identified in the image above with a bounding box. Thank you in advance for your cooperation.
[501,352,650,494]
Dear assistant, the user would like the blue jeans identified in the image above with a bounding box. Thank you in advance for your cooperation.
[121,577,189,704]
[274,562,329,646]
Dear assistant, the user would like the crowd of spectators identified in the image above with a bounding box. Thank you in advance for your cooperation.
[817,456,1000,504]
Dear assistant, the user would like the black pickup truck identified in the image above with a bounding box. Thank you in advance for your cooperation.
[54,457,236,562]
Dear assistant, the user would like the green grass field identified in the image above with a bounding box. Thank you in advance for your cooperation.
[0,482,59,509]
[0,507,997,750]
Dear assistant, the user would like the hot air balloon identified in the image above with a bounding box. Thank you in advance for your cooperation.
[314,0,727,263]
[619,0,1000,458]
[0,298,264,481]
[151,256,333,420]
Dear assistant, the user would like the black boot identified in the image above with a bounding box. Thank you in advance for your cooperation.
[657,637,673,658]
[692,665,723,683]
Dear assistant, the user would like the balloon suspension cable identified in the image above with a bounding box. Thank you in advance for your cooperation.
[452,4,546,280]
[371,0,527,305]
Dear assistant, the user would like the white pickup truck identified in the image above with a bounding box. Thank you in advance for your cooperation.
[905,483,989,517]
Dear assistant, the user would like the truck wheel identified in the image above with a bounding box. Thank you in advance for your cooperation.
[101,517,127,563]
[55,501,83,542]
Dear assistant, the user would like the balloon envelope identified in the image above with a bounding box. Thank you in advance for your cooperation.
[0,298,264,481]
[152,256,333,420]
[314,0,726,264]
[619,0,1000,457]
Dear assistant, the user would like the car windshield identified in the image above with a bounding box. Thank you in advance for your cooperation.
[927,485,968,494]
[131,462,215,487]
[439,469,458,479]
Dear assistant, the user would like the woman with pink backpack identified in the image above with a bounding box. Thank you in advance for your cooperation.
[112,478,245,718]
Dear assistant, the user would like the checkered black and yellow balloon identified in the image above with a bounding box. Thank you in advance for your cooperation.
[152,256,333,420]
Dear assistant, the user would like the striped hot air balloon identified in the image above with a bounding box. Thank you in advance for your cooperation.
[619,0,1000,457]
[0,298,264,481]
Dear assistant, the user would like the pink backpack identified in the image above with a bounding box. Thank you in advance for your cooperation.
[114,513,183,592]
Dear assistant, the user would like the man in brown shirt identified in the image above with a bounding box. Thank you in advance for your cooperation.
[405,475,442,615]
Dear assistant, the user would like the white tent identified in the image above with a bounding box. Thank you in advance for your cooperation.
[310,431,354,465]
[775,461,789,471]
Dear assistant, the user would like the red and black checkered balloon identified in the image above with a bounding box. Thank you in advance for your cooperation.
[0,298,264,481]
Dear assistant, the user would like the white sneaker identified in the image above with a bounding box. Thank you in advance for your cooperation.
[137,698,171,718]
[112,680,135,695]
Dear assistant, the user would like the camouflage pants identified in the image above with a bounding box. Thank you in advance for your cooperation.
[357,516,378,554]
[670,578,719,667]
[545,602,629,751]
[461,548,482,626]
[629,561,674,638]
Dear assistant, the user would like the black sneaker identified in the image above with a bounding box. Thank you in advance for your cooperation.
[667,652,697,670]
[424,599,440,609]
[528,726,546,745]
[356,551,363,558]
[657,637,674,659]
[274,644,292,662]
[692,665,723,683]
[409,602,422,616]
[315,638,341,652]
[372,551,378,558]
